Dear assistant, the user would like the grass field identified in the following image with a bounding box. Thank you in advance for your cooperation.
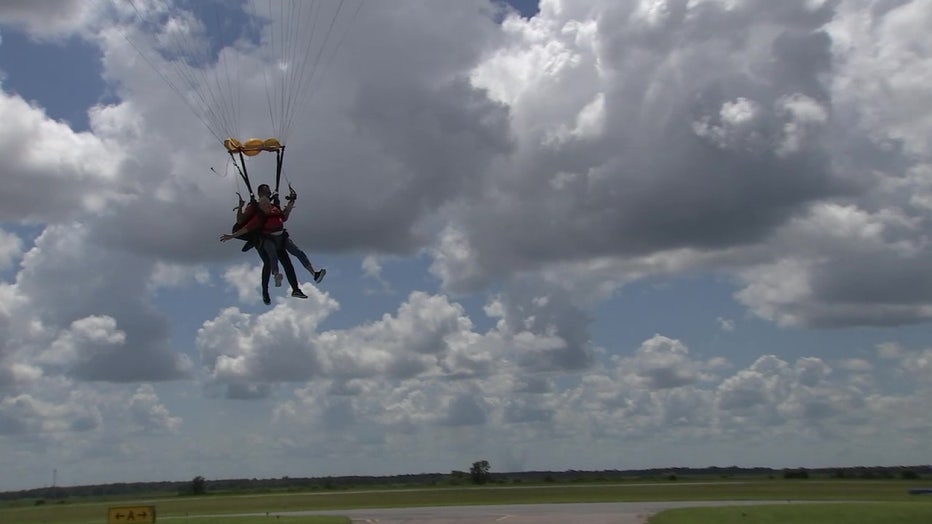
[648,502,932,523]
[1,479,930,524]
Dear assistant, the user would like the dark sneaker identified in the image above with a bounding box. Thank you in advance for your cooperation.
[291,289,308,299]
[314,269,326,283]
[241,240,254,252]
[274,273,283,287]
[262,293,271,305]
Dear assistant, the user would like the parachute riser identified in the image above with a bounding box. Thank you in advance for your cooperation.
[275,146,286,203]
[222,138,285,203]
[228,150,254,200]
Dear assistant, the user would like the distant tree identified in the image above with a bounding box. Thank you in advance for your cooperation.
[191,476,207,495]
[783,468,809,480]
[470,460,491,485]
[901,470,919,480]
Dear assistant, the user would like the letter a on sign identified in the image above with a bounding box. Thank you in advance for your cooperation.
[107,505,156,524]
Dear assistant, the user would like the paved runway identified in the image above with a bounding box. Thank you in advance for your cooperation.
[266,500,807,523]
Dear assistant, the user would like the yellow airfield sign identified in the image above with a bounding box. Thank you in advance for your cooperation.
[107,505,156,523]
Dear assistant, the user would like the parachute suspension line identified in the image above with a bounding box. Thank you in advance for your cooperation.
[280,0,322,140]
[263,0,279,143]
[211,5,243,141]
[281,0,339,142]
[188,6,239,143]
[277,0,310,142]
[196,4,241,141]
[214,158,241,199]
[260,0,355,142]
[305,0,365,111]
[288,0,363,135]
[186,7,242,143]
[276,0,292,141]
[122,0,226,145]
[156,0,244,142]
[124,0,238,145]
[227,150,253,199]
[123,0,363,181]
[272,0,363,144]
[151,4,222,134]
[262,0,303,142]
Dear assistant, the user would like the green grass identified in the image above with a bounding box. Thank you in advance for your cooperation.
[648,502,932,524]
[2,479,930,524]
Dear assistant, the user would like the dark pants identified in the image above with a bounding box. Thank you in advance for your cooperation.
[257,233,299,297]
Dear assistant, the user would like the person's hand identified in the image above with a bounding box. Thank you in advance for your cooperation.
[288,188,297,201]
[236,192,245,206]
[220,233,235,242]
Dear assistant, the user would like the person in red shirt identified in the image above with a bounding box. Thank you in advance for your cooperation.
[232,192,284,286]
[236,188,326,286]
[222,184,307,304]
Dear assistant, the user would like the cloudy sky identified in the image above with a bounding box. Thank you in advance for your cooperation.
[1,0,931,492]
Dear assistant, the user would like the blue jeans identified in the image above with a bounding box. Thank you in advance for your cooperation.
[285,237,313,272]
[256,234,298,294]
[259,233,283,275]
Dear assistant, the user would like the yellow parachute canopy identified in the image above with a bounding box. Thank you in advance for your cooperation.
[223,137,283,157]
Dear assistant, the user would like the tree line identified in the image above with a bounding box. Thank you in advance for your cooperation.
[4,463,929,502]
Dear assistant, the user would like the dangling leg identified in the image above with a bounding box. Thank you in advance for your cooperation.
[286,235,314,272]
[275,239,305,299]
[260,236,282,287]
[257,243,272,305]
[285,233,325,283]
[261,263,272,305]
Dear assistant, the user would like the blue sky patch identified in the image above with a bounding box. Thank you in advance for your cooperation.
[0,28,107,131]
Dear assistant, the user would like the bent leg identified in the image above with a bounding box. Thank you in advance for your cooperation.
[257,245,272,304]
[284,234,324,284]
[260,237,280,276]
[286,237,314,272]
[277,245,300,291]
